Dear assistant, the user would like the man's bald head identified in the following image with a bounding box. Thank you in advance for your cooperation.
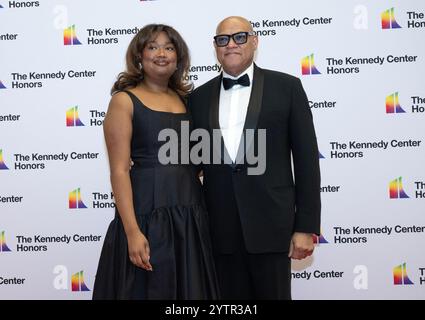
[216,16,254,35]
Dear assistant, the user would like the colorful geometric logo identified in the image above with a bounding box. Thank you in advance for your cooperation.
[389,177,409,199]
[66,106,85,127]
[393,263,414,285]
[0,231,12,252]
[313,232,329,244]
[69,188,88,209]
[71,271,90,291]
[0,80,6,89]
[0,149,9,170]
[63,25,82,46]
[386,92,406,114]
[382,8,402,29]
[301,54,321,75]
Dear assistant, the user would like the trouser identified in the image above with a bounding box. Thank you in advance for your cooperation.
[214,213,291,300]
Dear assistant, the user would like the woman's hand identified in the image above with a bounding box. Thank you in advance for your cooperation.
[127,230,153,271]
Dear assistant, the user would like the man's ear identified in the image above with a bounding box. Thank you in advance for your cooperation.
[252,35,258,50]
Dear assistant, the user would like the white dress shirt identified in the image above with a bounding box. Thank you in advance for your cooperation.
[219,63,254,162]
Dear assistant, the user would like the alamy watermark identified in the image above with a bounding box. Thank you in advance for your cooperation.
[157,121,266,175]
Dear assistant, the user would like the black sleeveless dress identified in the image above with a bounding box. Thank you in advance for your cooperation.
[92,91,219,299]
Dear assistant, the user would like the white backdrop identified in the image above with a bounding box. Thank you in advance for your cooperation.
[1,0,424,300]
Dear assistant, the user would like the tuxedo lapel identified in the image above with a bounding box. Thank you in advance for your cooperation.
[208,75,221,131]
[208,75,234,165]
[234,64,265,165]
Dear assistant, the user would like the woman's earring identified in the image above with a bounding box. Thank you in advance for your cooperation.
[138,62,144,79]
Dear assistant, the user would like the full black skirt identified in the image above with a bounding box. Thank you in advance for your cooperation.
[92,165,220,300]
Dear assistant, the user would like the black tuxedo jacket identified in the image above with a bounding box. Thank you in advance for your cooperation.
[188,64,321,254]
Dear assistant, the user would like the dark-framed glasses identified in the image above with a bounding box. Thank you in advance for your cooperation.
[213,31,255,47]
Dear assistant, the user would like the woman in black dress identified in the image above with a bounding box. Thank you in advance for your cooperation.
[93,24,219,299]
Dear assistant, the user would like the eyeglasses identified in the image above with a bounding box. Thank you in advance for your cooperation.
[213,31,255,47]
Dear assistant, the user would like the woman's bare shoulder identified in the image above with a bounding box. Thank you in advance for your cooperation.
[108,91,133,114]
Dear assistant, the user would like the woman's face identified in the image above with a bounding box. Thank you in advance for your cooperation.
[141,31,178,80]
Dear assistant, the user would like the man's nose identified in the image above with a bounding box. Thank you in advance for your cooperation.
[226,37,239,48]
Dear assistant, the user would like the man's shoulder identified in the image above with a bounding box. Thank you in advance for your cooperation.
[259,66,300,84]
[191,74,221,97]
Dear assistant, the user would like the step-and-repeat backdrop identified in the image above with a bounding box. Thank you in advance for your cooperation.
[1,0,424,299]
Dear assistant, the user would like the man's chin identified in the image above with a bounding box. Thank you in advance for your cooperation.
[222,63,245,76]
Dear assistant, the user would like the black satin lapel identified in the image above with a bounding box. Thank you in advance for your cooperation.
[235,65,265,165]
[209,75,221,131]
[209,75,232,165]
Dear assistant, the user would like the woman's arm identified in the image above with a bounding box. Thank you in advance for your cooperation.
[103,92,152,271]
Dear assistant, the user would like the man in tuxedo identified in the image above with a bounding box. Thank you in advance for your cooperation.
[188,16,321,300]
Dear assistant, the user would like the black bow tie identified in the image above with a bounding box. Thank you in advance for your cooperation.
[222,73,250,90]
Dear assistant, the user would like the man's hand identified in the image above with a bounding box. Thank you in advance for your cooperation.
[288,232,314,260]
